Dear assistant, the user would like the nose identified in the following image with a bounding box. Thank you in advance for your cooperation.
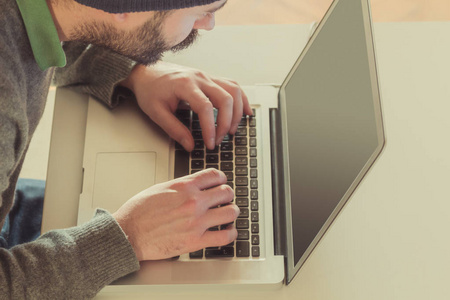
[193,13,216,31]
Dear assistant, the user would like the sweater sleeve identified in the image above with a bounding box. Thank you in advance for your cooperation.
[53,42,137,108]
[0,36,139,297]
[0,209,140,299]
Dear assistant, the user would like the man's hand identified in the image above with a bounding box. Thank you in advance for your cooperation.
[112,169,239,261]
[121,62,253,151]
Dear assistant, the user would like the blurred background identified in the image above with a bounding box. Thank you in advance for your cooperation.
[22,0,450,180]
[218,0,450,25]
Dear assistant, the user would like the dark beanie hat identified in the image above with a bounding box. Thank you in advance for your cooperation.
[74,0,222,13]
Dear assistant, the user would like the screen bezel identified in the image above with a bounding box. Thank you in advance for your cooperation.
[278,0,386,284]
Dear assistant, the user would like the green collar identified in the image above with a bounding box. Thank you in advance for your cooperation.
[15,0,66,70]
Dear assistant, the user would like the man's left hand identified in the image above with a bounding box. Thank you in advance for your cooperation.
[121,62,252,151]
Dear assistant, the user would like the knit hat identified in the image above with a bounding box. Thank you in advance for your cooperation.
[74,0,222,13]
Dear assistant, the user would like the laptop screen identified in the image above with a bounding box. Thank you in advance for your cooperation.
[279,0,384,283]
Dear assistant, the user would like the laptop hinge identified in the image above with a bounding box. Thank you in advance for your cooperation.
[269,108,287,257]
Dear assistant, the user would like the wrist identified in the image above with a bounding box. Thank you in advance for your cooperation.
[112,212,143,261]
[120,64,146,93]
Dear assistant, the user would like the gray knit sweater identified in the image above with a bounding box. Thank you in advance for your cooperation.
[0,0,141,298]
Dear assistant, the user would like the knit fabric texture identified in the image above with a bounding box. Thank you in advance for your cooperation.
[1,0,140,297]
[75,0,221,13]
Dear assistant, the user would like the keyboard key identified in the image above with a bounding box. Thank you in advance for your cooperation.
[235,157,248,166]
[250,168,258,178]
[251,223,259,234]
[191,160,204,169]
[235,177,248,186]
[235,128,247,136]
[206,246,220,250]
[239,117,247,126]
[249,118,256,127]
[250,148,257,157]
[251,201,259,211]
[205,247,234,258]
[249,128,257,137]
[235,137,247,146]
[174,150,189,178]
[189,249,203,259]
[250,158,257,168]
[206,154,219,164]
[238,208,249,218]
[236,241,250,257]
[223,134,232,141]
[236,187,248,197]
[206,164,219,170]
[191,150,204,159]
[250,190,258,200]
[236,198,249,207]
[251,235,260,245]
[237,230,249,240]
[252,246,260,257]
[220,142,233,151]
[250,138,257,147]
[236,147,248,156]
[221,152,233,161]
[220,162,233,171]
[250,179,258,189]
[236,219,249,229]
[235,167,248,176]
[251,212,259,222]
[192,131,202,139]
[194,140,204,149]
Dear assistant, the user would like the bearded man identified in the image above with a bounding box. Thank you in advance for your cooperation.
[0,0,251,298]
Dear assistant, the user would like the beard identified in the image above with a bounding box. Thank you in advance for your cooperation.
[69,14,199,66]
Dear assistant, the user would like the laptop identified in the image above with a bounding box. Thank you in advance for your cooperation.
[77,0,385,285]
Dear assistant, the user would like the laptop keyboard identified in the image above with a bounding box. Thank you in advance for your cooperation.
[174,109,260,259]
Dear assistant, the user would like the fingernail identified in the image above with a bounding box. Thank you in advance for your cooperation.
[234,205,241,216]
[180,138,188,150]
[209,137,216,149]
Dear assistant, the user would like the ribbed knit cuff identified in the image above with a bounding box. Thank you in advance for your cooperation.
[68,209,139,295]
[75,0,221,13]
[86,51,137,108]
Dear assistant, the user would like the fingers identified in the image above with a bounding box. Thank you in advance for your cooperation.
[203,204,240,229]
[200,183,234,209]
[202,84,233,146]
[150,103,195,152]
[200,226,238,248]
[212,78,252,135]
[187,168,228,190]
[178,74,251,149]
[183,88,217,150]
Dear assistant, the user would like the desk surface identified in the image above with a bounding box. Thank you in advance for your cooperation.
[43,22,450,299]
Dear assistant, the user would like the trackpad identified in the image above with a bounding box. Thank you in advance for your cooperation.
[92,152,156,213]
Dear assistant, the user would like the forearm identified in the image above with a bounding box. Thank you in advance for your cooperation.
[0,209,139,299]
[53,42,137,108]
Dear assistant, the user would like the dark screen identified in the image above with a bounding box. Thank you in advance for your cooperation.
[283,0,379,266]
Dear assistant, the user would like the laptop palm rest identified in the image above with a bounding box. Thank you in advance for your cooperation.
[92,152,157,213]
[78,97,171,224]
